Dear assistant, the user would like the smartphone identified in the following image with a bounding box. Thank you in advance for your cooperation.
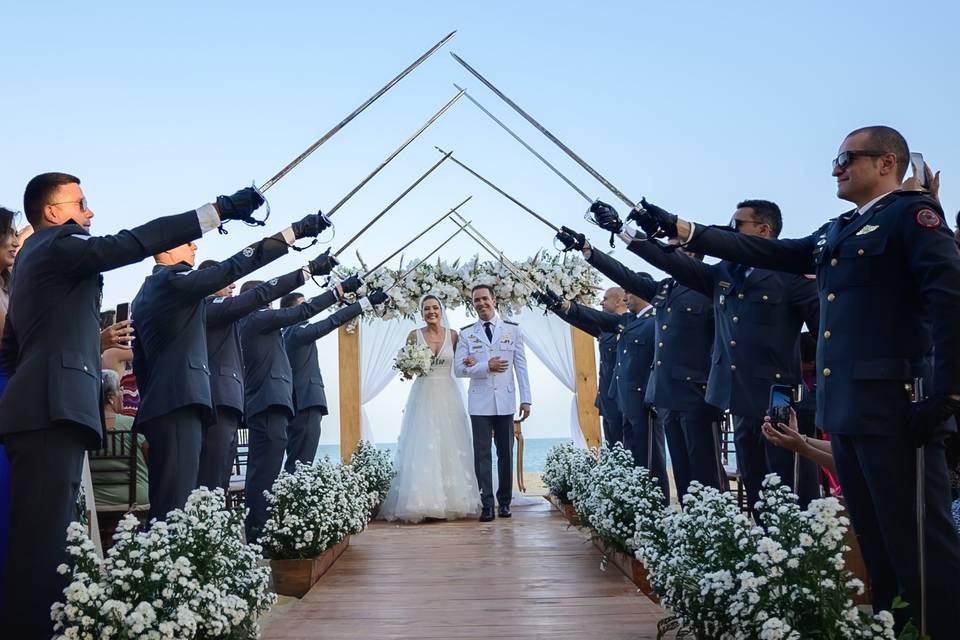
[768,384,793,426]
[115,302,130,324]
[910,152,927,188]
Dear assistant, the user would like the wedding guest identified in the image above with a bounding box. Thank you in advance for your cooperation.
[0,172,260,638]
[0,207,22,340]
[91,370,149,507]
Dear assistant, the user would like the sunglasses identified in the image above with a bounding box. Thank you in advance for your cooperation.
[49,197,89,212]
[730,218,764,231]
[832,150,887,171]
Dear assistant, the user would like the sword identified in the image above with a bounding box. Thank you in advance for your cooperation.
[385,220,472,292]
[911,377,927,637]
[361,196,472,277]
[452,83,593,203]
[258,31,457,193]
[448,212,540,292]
[334,152,453,257]
[435,147,559,232]
[450,52,638,210]
[325,90,464,217]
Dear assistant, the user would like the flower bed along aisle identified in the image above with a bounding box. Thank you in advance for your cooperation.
[261,442,394,598]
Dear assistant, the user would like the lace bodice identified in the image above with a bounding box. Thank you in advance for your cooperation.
[417,328,454,379]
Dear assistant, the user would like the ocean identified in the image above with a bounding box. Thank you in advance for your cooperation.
[315,437,574,473]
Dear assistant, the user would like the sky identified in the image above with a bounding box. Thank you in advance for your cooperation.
[3,1,958,446]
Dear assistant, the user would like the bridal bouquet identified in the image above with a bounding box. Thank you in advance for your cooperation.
[393,343,433,381]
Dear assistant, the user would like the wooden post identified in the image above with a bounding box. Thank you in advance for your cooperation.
[338,325,362,463]
[570,326,601,448]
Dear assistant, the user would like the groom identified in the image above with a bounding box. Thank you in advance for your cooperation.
[455,284,532,522]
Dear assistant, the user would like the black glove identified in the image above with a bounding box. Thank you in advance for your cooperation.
[909,395,960,447]
[215,187,265,224]
[291,211,332,239]
[555,226,586,252]
[307,248,339,276]
[366,288,389,306]
[633,198,679,239]
[340,274,363,295]
[532,288,563,311]
[588,200,623,234]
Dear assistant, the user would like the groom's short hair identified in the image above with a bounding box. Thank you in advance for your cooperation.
[471,284,496,298]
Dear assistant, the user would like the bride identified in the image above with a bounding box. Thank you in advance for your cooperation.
[379,295,481,522]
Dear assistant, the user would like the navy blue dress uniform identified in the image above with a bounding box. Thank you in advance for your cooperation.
[623,236,819,513]
[240,288,343,542]
[0,207,214,638]
[587,246,723,495]
[198,267,307,491]
[565,302,669,500]
[551,305,630,446]
[283,299,366,473]
[132,233,293,522]
[682,191,960,636]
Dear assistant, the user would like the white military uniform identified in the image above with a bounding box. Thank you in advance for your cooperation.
[454,314,532,416]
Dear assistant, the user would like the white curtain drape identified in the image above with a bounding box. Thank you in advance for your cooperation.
[359,318,417,442]
[512,310,587,448]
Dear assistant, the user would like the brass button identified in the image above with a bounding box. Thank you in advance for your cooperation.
[737,293,745,299]
[685,376,692,381]
[662,324,668,330]
[823,330,832,339]
[634,338,639,343]
[775,373,781,379]
[656,360,662,367]
[658,342,664,348]
[667,307,672,313]
[83,365,88,372]
[826,293,836,302]
[732,316,739,323]
[823,367,832,377]
[623,349,627,354]
[686,307,692,312]
[762,294,769,301]
[730,340,737,347]
[830,258,838,267]
[857,249,865,256]
[730,364,737,371]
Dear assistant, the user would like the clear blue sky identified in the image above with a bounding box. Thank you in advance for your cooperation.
[3,1,958,444]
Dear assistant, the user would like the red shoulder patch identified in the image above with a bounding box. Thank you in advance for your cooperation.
[915,208,942,229]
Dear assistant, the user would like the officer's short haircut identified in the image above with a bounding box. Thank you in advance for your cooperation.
[197,260,219,270]
[280,292,305,308]
[240,280,263,294]
[23,172,80,227]
[737,199,783,237]
[471,284,496,299]
[848,125,910,181]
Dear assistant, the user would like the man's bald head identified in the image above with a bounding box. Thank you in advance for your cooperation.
[601,286,627,314]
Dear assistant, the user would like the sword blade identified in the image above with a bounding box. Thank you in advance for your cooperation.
[326,89,464,217]
[450,52,636,209]
[335,152,453,258]
[449,212,538,289]
[435,147,559,232]
[258,31,457,192]
[386,219,471,291]
[361,195,472,277]
[453,83,593,203]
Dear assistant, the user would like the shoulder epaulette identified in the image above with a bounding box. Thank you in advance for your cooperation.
[503,320,519,326]
[460,323,474,331]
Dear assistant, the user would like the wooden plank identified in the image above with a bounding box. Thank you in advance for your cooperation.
[571,325,602,448]
[337,325,362,463]
[265,502,664,639]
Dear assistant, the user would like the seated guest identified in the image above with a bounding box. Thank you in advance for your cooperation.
[90,370,149,507]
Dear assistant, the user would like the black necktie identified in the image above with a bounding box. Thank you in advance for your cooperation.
[484,321,493,342]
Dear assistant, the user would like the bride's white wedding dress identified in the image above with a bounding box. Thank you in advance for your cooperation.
[380,328,481,523]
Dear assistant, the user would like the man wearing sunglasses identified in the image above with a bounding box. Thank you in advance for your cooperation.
[0,172,264,638]
[623,125,960,636]
[583,199,820,515]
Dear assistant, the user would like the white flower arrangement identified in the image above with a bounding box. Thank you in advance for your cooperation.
[51,487,275,640]
[349,440,395,514]
[393,342,433,381]
[260,457,370,560]
[338,251,600,322]
[542,441,584,504]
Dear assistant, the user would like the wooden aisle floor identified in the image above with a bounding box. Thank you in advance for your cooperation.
[265,500,664,640]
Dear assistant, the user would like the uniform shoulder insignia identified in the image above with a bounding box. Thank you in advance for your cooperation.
[269,278,278,286]
[503,320,518,326]
[460,323,475,331]
[212,296,225,303]
[243,246,255,258]
[915,208,942,229]
[803,274,816,280]
[68,233,91,240]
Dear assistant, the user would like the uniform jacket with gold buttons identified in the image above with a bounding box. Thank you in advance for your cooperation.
[454,316,532,416]
[686,192,957,436]
[626,238,818,419]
